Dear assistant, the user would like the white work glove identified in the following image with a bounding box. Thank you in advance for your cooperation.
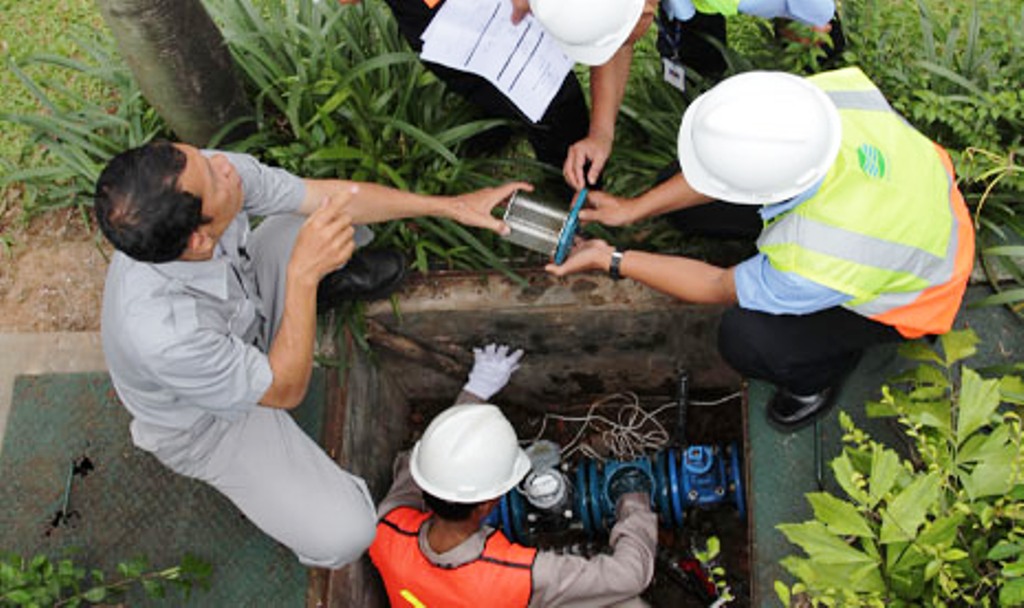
[462,343,524,401]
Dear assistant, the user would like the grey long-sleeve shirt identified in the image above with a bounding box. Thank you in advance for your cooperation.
[377,447,658,608]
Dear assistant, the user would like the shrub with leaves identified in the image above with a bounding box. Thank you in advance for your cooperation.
[203,0,538,277]
[774,329,1024,606]
[0,28,167,224]
[0,552,212,607]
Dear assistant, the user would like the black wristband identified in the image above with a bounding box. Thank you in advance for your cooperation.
[609,249,624,281]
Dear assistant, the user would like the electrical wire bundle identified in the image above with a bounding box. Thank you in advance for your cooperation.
[527,391,740,462]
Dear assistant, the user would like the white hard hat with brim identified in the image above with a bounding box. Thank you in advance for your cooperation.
[411,403,532,504]
[530,0,646,66]
[678,71,843,205]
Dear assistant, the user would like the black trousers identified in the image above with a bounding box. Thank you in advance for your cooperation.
[382,0,590,170]
[670,198,904,395]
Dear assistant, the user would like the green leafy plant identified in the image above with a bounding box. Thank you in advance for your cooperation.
[0,552,212,607]
[0,27,167,224]
[775,329,1024,606]
[204,0,533,279]
[962,145,1024,318]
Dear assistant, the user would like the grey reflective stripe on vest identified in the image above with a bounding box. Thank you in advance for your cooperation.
[852,165,961,316]
[825,89,892,112]
[757,165,961,316]
[755,82,963,317]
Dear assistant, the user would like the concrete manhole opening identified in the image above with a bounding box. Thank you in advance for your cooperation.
[326,273,751,606]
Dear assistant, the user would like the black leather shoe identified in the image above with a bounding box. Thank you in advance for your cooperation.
[316,249,407,307]
[767,386,838,431]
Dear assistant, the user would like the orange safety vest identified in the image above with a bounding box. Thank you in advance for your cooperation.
[369,507,538,608]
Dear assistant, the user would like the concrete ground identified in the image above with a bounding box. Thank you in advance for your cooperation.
[0,332,105,459]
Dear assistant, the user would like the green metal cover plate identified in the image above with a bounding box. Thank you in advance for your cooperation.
[0,370,325,606]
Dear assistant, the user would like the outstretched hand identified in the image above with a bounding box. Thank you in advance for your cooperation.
[544,238,615,277]
[463,343,525,401]
[447,182,534,236]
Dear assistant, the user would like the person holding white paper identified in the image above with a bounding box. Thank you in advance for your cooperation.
[339,0,589,179]
[524,0,837,191]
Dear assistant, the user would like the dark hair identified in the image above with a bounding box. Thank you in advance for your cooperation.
[423,492,484,522]
[94,141,210,263]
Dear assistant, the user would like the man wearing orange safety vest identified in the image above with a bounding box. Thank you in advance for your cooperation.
[546,67,975,430]
[369,344,658,607]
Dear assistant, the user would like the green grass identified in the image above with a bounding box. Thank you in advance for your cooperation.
[0,0,105,168]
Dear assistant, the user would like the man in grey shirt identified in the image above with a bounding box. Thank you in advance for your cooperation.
[94,140,527,569]
[369,344,657,606]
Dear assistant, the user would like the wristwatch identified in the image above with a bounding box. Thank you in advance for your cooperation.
[609,249,625,281]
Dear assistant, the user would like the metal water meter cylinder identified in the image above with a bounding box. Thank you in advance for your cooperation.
[501,189,588,264]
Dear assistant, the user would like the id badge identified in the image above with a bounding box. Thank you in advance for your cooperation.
[662,58,686,92]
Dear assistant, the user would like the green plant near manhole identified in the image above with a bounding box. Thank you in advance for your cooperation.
[775,329,1024,606]
[0,552,212,607]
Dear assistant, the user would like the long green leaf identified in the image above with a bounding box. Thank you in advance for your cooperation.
[957,367,1002,443]
[777,521,877,565]
[879,472,940,544]
[807,493,876,538]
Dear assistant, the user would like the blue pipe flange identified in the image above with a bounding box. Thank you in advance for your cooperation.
[729,442,746,517]
[587,459,604,534]
[508,487,528,545]
[553,188,589,265]
[500,493,515,543]
[654,450,672,524]
[668,447,685,527]
[600,458,656,524]
[576,459,593,537]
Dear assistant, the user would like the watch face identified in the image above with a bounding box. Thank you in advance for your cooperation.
[610,250,624,280]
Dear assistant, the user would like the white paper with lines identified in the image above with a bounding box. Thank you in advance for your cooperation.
[419,0,574,122]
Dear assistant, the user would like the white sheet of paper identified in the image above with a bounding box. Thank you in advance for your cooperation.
[419,0,574,123]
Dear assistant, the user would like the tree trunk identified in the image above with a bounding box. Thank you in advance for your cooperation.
[96,0,252,146]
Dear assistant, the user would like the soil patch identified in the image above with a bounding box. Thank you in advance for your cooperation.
[0,204,109,333]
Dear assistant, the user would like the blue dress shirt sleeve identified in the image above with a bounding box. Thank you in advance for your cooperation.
[736,0,834,26]
[734,253,851,315]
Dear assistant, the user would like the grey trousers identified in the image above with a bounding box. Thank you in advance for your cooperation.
[134,215,377,569]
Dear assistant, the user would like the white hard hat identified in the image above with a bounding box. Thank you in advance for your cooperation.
[677,71,842,205]
[529,0,645,66]
[410,403,531,503]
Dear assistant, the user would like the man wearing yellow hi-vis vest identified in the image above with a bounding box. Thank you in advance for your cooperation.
[547,67,975,430]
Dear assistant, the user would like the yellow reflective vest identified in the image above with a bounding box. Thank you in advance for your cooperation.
[757,67,974,338]
[691,0,740,15]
